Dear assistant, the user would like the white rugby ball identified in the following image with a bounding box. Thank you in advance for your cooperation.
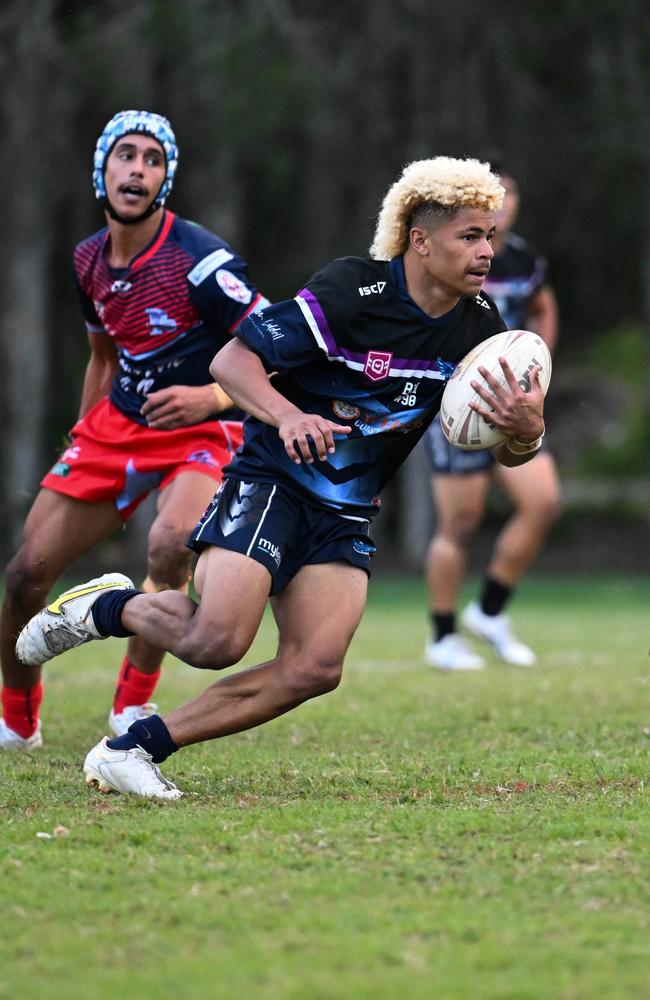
[440,329,552,451]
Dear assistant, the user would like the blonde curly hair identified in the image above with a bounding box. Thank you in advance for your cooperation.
[369,156,504,260]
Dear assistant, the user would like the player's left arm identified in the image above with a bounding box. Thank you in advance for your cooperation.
[470,358,546,468]
[525,284,559,356]
[212,338,351,463]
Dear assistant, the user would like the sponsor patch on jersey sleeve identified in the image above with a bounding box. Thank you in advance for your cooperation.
[187,248,234,286]
[216,269,254,304]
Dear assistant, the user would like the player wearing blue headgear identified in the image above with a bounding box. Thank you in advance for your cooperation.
[93,110,179,223]
[0,111,268,750]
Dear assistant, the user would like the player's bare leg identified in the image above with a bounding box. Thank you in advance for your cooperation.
[426,471,490,611]
[126,471,218,671]
[461,452,561,666]
[109,471,218,734]
[77,555,366,798]
[1,490,121,747]
[163,561,367,746]
[424,471,490,671]
[489,452,561,585]
[2,490,123,688]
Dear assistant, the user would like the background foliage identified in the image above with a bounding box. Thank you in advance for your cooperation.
[0,0,647,564]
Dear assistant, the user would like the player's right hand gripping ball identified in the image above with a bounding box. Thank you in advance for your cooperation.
[440,329,552,450]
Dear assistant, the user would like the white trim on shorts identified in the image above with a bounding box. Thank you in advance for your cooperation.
[245,484,277,557]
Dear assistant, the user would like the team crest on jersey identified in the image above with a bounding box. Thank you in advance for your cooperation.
[364,350,393,382]
[217,269,253,304]
[333,400,361,420]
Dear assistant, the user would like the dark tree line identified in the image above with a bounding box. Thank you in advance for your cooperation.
[0,0,647,560]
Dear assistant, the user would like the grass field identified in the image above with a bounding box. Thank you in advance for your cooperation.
[2,573,649,999]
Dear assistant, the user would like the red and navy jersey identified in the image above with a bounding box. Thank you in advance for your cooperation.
[229,255,505,518]
[74,211,268,424]
[483,232,547,330]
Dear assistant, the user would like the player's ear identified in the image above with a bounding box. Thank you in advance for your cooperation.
[409,226,429,256]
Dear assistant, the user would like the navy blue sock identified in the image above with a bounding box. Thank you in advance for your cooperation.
[432,612,456,641]
[480,576,513,617]
[107,715,178,763]
[91,589,142,638]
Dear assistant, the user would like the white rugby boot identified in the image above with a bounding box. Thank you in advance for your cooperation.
[108,702,159,737]
[83,737,183,799]
[424,633,485,671]
[15,573,135,666]
[461,602,536,667]
[0,717,43,751]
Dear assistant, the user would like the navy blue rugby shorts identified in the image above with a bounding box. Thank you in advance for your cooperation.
[188,478,375,595]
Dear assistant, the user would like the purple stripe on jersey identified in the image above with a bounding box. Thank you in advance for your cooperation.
[389,357,448,374]
[299,287,448,377]
[298,288,337,353]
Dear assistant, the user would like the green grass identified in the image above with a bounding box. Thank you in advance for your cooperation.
[2,575,649,999]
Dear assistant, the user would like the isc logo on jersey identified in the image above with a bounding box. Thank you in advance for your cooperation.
[358,282,386,297]
[217,269,253,304]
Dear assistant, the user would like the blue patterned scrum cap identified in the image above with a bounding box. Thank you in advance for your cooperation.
[92,110,179,207]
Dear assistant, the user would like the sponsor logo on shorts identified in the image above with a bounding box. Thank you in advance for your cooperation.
[61,444,80,462]
[186,450,219,468]
[258,537,281,568]
[216,269,253,304]
[50,462,71,478]
[364,350,392,382]
[332,400,361,420]
[352,538,375,557]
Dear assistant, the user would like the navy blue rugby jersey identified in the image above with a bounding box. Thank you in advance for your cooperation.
[483,233,547,330]
[74,211,268,424]
[228,255,506,518]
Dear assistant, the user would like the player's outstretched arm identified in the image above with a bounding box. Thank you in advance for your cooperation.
[212,339,350,463]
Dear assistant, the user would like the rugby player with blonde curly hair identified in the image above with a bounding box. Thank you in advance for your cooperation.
[17,156,547,799]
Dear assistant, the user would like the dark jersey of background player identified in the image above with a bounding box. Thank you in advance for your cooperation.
[224,254,506,519]
[482,232,548,331]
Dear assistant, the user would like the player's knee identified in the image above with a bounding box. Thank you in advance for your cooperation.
[177,627,249,671]
[537,495,561,530]
[147,521,193,589]
[439,506,482,545]
[286,654,343,700]
[521,492,562,531]
[4,552,56,609]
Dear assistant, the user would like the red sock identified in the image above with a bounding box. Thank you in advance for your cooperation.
[113,657,161,714]
[2,683,43,739]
